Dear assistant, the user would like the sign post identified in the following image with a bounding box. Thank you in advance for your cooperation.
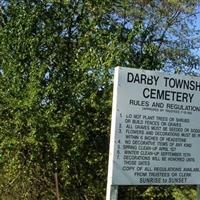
[106,185,118,200]
[197,186,200,200]
[107,67,200,199]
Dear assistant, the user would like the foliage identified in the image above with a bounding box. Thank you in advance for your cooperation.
[0,0,200,199]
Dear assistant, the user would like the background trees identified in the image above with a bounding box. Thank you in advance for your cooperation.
[0,0,200,199]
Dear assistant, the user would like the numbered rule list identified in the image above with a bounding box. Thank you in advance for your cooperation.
[109,67,200,185]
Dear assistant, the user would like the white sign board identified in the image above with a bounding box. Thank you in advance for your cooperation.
[107,67,200,187]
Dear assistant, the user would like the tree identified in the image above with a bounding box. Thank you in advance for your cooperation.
[0,0,200,199]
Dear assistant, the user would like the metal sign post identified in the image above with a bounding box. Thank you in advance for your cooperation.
[197,186,200,200]
[106,185,118,200]
[106,67,120,200]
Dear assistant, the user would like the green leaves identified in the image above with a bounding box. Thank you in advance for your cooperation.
[0,0,200,199]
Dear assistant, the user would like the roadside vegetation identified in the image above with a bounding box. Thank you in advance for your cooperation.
[0,0,200,199]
